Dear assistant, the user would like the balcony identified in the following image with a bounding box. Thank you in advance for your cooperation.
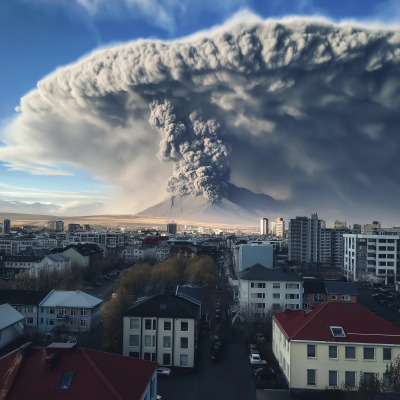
[56,314,67,320]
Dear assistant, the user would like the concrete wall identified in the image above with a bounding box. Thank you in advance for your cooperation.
[240,245,273,272]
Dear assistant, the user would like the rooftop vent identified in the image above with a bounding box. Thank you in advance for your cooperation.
[46,342,77,356]
[45,353,58,371]
[330,326,346,337]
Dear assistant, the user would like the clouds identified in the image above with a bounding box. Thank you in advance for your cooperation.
[2,17,400,221]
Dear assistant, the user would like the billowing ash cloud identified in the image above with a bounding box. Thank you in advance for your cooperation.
[149,95,229,201]
[2,16,400,221]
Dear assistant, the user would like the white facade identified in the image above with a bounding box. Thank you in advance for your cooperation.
[270,218,285,237]
[260,218,268,235]
[4,254,71,275]
[70,232,125,248]
[344,231,399,283]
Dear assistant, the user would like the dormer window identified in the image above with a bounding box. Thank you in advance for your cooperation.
[330,326,346,337]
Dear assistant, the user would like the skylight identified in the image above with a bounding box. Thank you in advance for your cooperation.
[58,372,75,389]
[304,309,313,315]
[330,326,346,337]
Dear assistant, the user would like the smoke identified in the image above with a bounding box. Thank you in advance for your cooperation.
[149,96,229,201]
[2,15,400,221]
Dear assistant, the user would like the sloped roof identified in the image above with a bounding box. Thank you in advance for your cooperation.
[239,265,302,282]
[273,302,400,345]
[0,304,24,330]
[63,243,103,256]
[176,285,203,304]
[0,290,51,306]
[124,293,199,319]
[40,290,102,308]
[324,281,359,295]
[0,345,157,400]
[303,278,326,294]
[45,253,69,263]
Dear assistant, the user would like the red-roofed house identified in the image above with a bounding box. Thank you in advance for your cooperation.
[0,342,158,400]
[272,302,400,397]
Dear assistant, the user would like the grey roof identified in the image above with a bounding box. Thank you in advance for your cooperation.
[324,281,359,296]
[137,285,168,298]
[0,303,24,330]
[40,290,103,308]
[239,264,302,282]
[45,253,69,262]
[176,285,203,305]
[303,278,326,294]
[124,293,199,319]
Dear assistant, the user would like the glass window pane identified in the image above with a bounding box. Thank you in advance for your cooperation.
[181,321,188,331]
[364,373,373,383]
[345,371,356,387]
[163,354,171,365]
[145,319,152,330]
[163,336,170,348]
[58,372,75,389]
[145,335,151,347]
[345,347,356,359]
[329,371,338,386]
[307,345,315,357]
[307,369,316,385]
[181,337,188,349]
[329,346,337,358]
[164,321,171,330]
[180,354,188,366]
[364,348,374,360]
[383,348,392,361]
[130,319,139,329]
[130,335,139,347]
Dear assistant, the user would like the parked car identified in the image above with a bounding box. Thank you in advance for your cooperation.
[248,344,259,354]
[249,354,267,367]
[253,367,277,381]
[211,345,222,362]
[157,367,172,378]
[84,286,94,290]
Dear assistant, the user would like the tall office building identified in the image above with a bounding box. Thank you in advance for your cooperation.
[67,223,81,233]
[3,219,10,234]
[260,218,268,235]
[55,221,64,232]
[361,221,381,234]
[289,214,322,264]
[270,218,285,237]
[332,220,347,229]
[167,223,177,235]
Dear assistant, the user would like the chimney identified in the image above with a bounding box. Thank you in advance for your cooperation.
[45,353,58,371]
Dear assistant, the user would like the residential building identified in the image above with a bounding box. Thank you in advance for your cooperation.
[272,302,400,397]
[0,290,50,332]
[167,223,177,235]
[233,242,273,275]
[302,279,359,308]
[343,230,399,283]
[320,228,351,267]
[156,244,171,263]
[55,221,64,232]
[121,245,137,263]
[238,264,303,312]
[38,290,103,332]
[62,243,104,268]
[0,342,158,400]
[123,292,201,369]
[260,218,268,235]
[0,304,24,349]
[351,224,361,233]
[361,221,381,234]
[70,232,125,248]
[170,245,196,259]
[67,223,81,232]
[3,219,11,234]
[270,218,285,237]
[0,238,58,256]
[332,220,347,229]
[142,236,169,246]
[289,214,322,264]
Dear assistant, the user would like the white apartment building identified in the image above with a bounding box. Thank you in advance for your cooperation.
[361,221,381,234]
[260,218,268,235]
[123,292,200,369]
[273,302,400,397]
[3,254,71,275]
[71,232,125,248]
[343,230,399,284]
[233,242,273,276]
[270,218,285,237]
[238,264,303,312]
[0,238,58,255]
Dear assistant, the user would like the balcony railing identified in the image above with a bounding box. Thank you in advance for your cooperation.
[56,314,67,320]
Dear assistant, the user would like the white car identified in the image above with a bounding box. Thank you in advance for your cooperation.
[249,353,267,367]
[157,367,172,378]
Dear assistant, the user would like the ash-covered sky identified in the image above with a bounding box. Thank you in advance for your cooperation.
[1,2,400,224]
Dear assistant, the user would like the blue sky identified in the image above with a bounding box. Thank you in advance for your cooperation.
[0,0,399,211]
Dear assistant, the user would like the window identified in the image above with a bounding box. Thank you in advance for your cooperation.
[80,309,86,316]
[70,308,76,316]
[387,246,395,251]
[180,354,188,367]
[144,353,151,360]
[47,308,55,315]
[145,319,152,330]
[273,283,280,289]
[364,347,375,360]
[285,294,299,299]
[26,317,34,324]
[164,320,171,331]
[163,336,171,348]
[129,352,139,358]
[379,254,387,258]
[130,335,139,347]
[345,371,356,387]
[26,306,34,313]
[345,347,356,359]
[307,344,316,358]
[330,326,346,337]
[383,348,392,361]
[46,319,54,326]
[130,319,139,329]
[58,372,74,389]
[80,320,86,327]
[242,291,248,298]
[331,295,337,300]
[273,293,280,299]
[329,371,338,386]
[181,321,188,331]
[341,295,350,301]
[307,369,316,385]
[153,320,157,330]
[329,346,338,359]
[145,336,151,347]
[59,308,67,316]
[286,283,299,289]
[40,318,44,324]
[181,337,188,349]
[70,319,76,326]
[163,353,171,365]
